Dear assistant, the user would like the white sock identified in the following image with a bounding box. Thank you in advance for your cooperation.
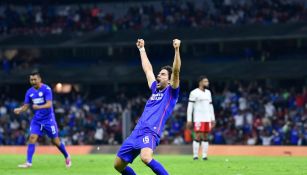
[193,140,200,158]
[202,141,209,158]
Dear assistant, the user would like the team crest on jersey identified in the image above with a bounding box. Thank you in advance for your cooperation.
[38,92,43,97]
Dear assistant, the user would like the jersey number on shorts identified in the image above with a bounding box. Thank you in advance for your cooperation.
[51,125,56,135]
[143,136,149,144]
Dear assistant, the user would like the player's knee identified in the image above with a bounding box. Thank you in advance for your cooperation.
[29,135,37,143]
[194,134,201,141]
[114,161,121,172]
[113,162,122,172]
[140,154,152,164]
[51,138,61,146]
[203,134,209,142]
[114,158,125,172]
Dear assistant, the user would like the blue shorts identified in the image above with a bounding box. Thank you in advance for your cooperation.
[117,129,159,163]
[30,118,59,139]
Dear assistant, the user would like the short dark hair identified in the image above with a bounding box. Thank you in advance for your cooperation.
[29,71,41,78]
[198,75,208,83]
[161,65,172,80]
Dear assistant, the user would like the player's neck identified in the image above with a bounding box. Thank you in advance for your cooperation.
[34,83,43,90]
[158,86,167,91]
[198,86,205,91]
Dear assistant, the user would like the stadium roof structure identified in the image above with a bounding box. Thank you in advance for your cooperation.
[0,23,307,49]
[1,0,151,5]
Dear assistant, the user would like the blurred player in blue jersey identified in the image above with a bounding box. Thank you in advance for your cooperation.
[14,72,71,168]
[114,39,181,175]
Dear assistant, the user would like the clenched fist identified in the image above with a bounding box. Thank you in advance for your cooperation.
[14,108,22,115]
[136,39,145,49]
[173,39,181,49]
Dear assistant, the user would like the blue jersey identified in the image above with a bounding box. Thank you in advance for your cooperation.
[134,81,180,137]
[24,84,54,121]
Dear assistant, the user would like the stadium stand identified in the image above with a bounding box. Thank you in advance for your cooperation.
[0,0,307,147]
[1,80,307,146]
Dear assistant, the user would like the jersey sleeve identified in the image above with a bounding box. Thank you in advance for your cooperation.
[24,90,31,104]
[44,86,53,101]
[187,90,196,122]
[150,81,157,93]
[170,86,180,99]
[188,90,197,102]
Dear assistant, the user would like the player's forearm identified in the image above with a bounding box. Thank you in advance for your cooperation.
[187,102,193,122]
[170,48,181,88]
[210,105,215,121]
[19,104,29,112]
[172,48,181,75]
[140,51,153,73]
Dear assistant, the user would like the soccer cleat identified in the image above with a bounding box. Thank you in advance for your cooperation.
[18,162,32,168]
[65,156,72,168]
[193,157,199,160]
[202,157,208,161]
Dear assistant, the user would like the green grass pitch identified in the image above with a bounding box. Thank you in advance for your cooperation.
[1,154,306,175]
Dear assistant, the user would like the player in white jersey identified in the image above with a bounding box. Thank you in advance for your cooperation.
[187,76,215,160]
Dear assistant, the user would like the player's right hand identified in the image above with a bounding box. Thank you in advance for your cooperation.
[186,121,193,129]
[173,39,181,49]
[136,39,145,49]
[14,108,22,115]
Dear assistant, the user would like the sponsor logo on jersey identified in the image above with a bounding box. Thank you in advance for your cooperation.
[32,98,44,104]
[150,93,163,101]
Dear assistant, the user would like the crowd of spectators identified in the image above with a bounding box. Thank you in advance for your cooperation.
[0,0,306,35]
[1,81,307,146]
[211,81,307,146]
[0,49,40,74]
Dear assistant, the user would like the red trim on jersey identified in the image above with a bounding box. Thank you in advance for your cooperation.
[157,94,172,133]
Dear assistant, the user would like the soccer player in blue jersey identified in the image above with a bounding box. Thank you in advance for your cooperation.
[14,72,71,168]
[114,38,181,175]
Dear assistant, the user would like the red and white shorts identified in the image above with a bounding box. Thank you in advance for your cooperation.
[194,122,211,132]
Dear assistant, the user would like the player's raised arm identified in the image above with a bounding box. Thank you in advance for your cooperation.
[170,39,181,89]
[136,39,155,88]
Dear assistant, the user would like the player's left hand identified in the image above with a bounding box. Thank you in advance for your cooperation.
[173,39,181,49]
[211,121,216,129]
[13,108,22,115]
[32,105,40,110]
[136,39,145,49]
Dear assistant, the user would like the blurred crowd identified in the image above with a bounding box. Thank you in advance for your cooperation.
[0,0,306,35]
[0,91,131,145]
[1,81,307,146]
[211,81,307,146]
